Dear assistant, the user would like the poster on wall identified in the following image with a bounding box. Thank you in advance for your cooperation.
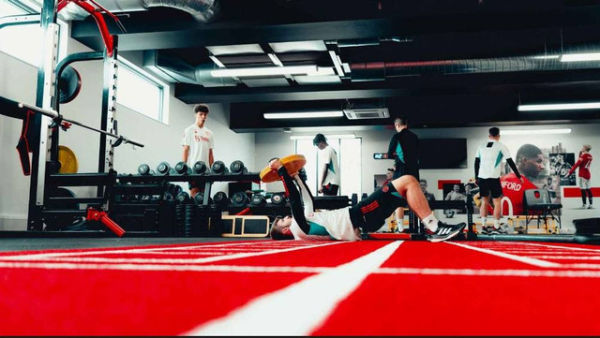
[549,153,576,186]
[442,183,467,216]
[501,143,565,214]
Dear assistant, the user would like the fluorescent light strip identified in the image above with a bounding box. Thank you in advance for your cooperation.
[209,55,225,68]
[530,55,560,60]
[518,102,600,111]
[211,65,319,77]
[267,53,283,67]
[501,128,572,135]
[328,50,345,76]
[290,134,356,140]
[264,111,344,119]
[560,52,600,62]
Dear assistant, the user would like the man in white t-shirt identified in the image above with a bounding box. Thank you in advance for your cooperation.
[182,104,214,198]
[313,134,340,196]
[475,127,522,234]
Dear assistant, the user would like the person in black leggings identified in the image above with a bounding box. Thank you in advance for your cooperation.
[267,158,465,242]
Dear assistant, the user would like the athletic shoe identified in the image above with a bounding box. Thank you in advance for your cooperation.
[490,224,509,235]
[426,222,466,242]
[582,204,588,209]
[481,224,494,235]
[588,205,594,209]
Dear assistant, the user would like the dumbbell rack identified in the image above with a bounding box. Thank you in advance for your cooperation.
[116,173,260,205]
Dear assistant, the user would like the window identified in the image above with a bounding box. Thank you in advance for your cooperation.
[0,1,68,67]
[294,136,362,197]
[117,57,169,124]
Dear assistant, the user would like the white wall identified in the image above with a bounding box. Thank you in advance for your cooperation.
[0,37,254,230]
[256,123,600,232]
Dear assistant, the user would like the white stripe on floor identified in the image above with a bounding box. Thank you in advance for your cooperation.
[517,242,600,253]
[1,261,600,277]
[0,241,320,260]
[448,242,562,268]
[0,242,342,264]
[376,267,600,277]
[183,241,403,336]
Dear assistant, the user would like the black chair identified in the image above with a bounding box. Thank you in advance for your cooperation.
[523,189,562,233]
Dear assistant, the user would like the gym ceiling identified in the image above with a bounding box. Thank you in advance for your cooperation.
[68,0,600,132]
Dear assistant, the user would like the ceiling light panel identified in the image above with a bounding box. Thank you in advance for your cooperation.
[206,44,264,56]
[269,40,327,53]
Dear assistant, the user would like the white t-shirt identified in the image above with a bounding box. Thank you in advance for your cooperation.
[476,140,512,179]
[289,176,360,241]
[318,146,340,186]
[181,124,214,168]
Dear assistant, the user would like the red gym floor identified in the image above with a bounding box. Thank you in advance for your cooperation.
[1,239,599,335]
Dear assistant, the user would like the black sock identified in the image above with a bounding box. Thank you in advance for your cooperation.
[588,189,593,205]
[581,190,587,204]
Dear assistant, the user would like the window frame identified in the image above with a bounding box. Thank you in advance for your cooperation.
[0,1,69,67]
[116,56,170,124]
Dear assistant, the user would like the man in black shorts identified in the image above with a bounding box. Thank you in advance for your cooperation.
[475,127,522,234]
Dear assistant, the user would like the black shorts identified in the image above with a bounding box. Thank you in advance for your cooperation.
[349,183,406,233]
[393,161,419,180]
[321,183,339,196]
[478,178,503,198]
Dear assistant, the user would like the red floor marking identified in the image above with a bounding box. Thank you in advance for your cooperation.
[0,269,310,336]
[313,273,600,335]
[207,241,389,267]
[0,241,272,257]
[2,240,600,335]
[381,241,545,269]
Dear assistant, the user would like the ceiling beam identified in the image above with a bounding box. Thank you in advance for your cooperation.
[175,68,600,103]
[71,6,600,52]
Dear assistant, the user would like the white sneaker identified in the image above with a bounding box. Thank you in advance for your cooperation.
[582,204,588,209]
[588,205,594,209]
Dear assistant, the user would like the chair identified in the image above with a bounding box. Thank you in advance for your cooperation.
[522,189,562,233]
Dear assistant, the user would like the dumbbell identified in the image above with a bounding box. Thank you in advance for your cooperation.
[176,191,190,203]
[168,184,183,196]
[250,193,266,207]
[193,192,212,205]
[138,163,151,175]
[230,191,249,207]
[271,193,286,206]
[213,191,229,208]
[230,160,247,174]
[174,161,191,175]
[211,161,226,175]
[156,161,173,175]
[163,192,175,202]
[193,161,208,174]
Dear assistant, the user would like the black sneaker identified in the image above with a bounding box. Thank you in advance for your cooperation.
[426,222,466,242]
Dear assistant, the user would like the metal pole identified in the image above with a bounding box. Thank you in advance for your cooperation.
[28,0,58,231]
[98,37,119,196]
[17,102,144,148]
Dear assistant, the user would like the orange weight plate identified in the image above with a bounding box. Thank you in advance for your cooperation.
[58,145,78,174]
[259,154,306,183]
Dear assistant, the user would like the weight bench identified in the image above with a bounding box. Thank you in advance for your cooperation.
[523,189,562,234]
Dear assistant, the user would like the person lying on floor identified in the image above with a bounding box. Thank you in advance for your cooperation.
[268,158,465,242]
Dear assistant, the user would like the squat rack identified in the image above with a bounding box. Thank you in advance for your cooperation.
[0,0,144,231]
